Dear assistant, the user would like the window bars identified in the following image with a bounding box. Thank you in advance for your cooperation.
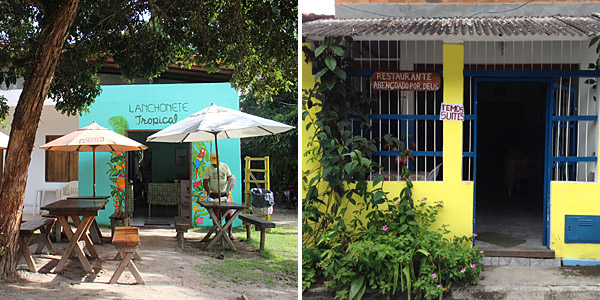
[348,40,444,182]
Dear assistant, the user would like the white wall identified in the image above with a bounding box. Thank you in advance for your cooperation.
[3,102,78,217]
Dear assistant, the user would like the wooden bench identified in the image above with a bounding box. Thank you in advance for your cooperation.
[110,226,144,284]
[110,210,132,240]
[238,214,276,252]
[18,217,56,272]
[174,216,190,249]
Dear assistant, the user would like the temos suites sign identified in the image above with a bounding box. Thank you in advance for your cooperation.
[371,71,441,91]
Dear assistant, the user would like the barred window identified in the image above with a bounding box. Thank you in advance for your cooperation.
[347,40,444,182]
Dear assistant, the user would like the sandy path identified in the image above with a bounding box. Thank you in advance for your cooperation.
[0,209,298,300]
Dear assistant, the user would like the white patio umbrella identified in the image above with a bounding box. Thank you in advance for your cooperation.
[0,132,8,149]
[146,103,294,203]
[40,122,148,197]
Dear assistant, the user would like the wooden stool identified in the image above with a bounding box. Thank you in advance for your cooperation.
[110,211,132,240]
[18,218,56,272]
[174,217,190,249]
[110,226,144,284]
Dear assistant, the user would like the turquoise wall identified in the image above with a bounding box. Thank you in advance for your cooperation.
[79,83,241,226]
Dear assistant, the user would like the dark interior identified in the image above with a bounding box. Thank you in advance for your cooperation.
[475,81,547,248]
[127,131,188,219]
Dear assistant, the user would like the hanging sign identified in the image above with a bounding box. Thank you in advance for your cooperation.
[439,103,464,121]
[370,71,441,91]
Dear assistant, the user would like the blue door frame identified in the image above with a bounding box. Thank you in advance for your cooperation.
[472,77,554,247]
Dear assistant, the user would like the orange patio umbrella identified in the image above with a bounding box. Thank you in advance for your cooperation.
[40,122,147,197]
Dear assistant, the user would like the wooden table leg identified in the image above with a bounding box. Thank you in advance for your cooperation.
[54,216,95,274]
[18,233,37,272]
[207,209,241,251]
[34,220,56,255]
[206,208,226,250]
[71,216,99,258]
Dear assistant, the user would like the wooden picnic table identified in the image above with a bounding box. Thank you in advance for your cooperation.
[66,196,109,244]
[197,201,247,251]
[41,198,108,274]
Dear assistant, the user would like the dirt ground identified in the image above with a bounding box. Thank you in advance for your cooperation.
[0,209,299,300]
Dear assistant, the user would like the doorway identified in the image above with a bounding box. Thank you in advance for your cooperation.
[126,130,191,226]
[475,80,548,249]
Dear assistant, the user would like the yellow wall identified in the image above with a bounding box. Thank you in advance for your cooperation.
[551,179,600,259]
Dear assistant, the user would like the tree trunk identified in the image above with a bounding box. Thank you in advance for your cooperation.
[0,0,80,280]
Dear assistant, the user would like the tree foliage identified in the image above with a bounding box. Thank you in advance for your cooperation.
[0,0,297,116]
[240,85,297,207]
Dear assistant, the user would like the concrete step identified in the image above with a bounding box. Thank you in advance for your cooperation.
[482,256,561,267]
[451,266,600,300]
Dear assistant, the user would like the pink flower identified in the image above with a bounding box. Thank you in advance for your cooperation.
[431,274,437,279]
[442,224,446,227]
[471,264,476,268]
[386,207,389,211]
[460,268,466,273]
[473,233,478,237]
[382,225,388,231]
[397,201,401,205]
[422,197,427,201]
[195,217,204,225]
[437,285,441,288]
[480,250,484,254]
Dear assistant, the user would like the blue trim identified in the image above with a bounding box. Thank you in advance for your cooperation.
[465,70,600,78]
[464,115,475,121]
[543,83,554,247]
[551,116,598,121]
[562,258,600,266]
[473,79,478,240]
[374,150,442,157]
[463,152,475,158]
[369,114,440,120]
[551,156,597,162]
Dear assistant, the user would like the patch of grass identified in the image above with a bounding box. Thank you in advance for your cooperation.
[195,224,297,287]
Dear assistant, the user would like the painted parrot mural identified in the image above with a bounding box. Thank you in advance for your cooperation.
[192,141,211,226]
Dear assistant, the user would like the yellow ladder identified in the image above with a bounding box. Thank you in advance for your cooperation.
[244,156,270,221]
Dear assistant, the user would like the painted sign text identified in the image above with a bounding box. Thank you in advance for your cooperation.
[371,71,441,91]
[439,103,464,121]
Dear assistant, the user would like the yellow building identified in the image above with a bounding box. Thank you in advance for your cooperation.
[303,14,600,265]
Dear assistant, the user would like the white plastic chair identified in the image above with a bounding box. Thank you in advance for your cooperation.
[59,180,78,199]
[426,163,443,181]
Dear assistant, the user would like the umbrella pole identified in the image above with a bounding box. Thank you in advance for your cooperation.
[93,146,96,197]
[214,133,220,205]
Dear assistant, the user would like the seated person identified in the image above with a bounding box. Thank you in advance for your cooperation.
[203,153,236,240]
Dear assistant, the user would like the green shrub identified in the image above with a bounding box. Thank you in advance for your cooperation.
[316,199,484,300]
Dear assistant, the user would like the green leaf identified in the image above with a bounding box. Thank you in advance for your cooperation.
[315,44,327,57]
[332,67,347,80]
[372,175,384,187]
[314,68,328,82]
[325,56,337,71]
[330,45,344,56]
[325,78,335,90]
[350,276,365,300]
[399,224,408,233]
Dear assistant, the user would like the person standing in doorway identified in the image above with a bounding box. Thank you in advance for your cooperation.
[203,153,235,240]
